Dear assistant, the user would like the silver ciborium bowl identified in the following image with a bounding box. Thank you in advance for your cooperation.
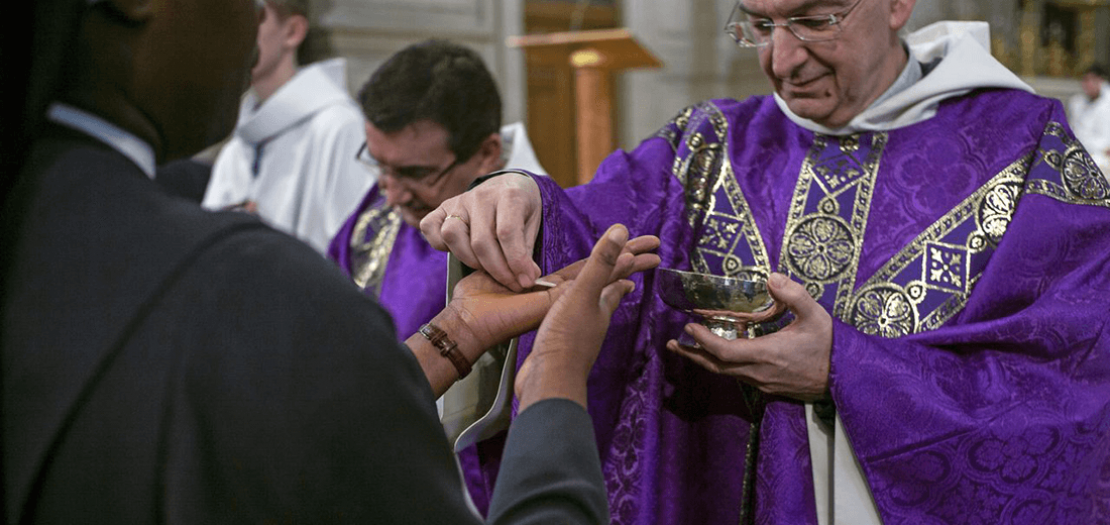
[657,268,773,340]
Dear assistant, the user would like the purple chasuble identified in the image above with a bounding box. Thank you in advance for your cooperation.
[468,91,1110,524]
[328,185,448,340]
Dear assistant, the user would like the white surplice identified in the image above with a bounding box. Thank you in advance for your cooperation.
[203,58,376,254]
[1067,82,1110,177]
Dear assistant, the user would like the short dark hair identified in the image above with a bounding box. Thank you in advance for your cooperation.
[267,0,309,19]
[265,0,328,65]
[358,40,501,163]
[1086,63,1107,80]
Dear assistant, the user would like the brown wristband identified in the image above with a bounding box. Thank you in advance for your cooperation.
[419,322,472,379]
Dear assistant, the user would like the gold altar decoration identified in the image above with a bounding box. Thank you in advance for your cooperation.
[1011,0,1110,78]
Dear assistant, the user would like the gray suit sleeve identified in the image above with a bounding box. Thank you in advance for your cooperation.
[487,398,609,524]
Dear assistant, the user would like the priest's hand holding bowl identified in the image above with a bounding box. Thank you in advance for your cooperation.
[665,272,833,403]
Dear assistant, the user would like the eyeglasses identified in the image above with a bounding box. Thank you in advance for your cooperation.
[355,142,461,188]
[724,0,864,48]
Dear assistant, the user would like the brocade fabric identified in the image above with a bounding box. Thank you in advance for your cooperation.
[470,90,1110,525]
[328,183,448,342]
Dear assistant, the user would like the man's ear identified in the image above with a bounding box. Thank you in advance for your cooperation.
[284,14,309,51]
[890,0,916,32]
[475,132,504,173]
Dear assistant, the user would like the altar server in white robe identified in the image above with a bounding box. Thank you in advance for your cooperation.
[203,0,375,253]
[1067,64,1110,177]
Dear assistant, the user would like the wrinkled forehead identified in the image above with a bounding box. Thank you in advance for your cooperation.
[738,0,853,17]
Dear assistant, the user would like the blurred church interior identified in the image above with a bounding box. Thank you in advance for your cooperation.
[296,0,1110,188]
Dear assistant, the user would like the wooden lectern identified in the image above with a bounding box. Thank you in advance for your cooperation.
[508,28,662,186]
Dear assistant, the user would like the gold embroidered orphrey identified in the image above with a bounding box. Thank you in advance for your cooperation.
[349,205,402,295]
[1029,122,1110,206]
[659,102,772,283]
[781,132,885,321]
[662,103,1108,339]
[842,155,1028,338]
[779,131,1028,338]
[841,120,1110,337]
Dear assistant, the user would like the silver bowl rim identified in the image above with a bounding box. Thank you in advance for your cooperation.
[656,267,769,285]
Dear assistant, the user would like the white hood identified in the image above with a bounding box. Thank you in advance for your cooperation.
[776,21,1034,136]
[236,58,354,145]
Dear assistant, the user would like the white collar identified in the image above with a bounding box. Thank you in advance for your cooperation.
[775,21,1034,136]
[47,102,157,179]
[865,44,923,110]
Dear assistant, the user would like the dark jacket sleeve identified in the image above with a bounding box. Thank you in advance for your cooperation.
[3,140,607,524]
[163,228,607,524]
[153,227,474,524]
[488,399,609,524]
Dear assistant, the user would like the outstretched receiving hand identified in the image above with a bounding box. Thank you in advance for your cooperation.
[446,232,660,353]
[515,224,651,411]
[410,227,659,398]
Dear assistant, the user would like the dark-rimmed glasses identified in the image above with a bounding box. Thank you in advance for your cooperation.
[724,0,864,48]
[355,142,461,188]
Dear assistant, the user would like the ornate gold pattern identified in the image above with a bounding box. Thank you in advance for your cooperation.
[925,241,968,293]
[1029,122,1110,207]
[693,165,773,277]
[850,284,918,339]
[846,156,1030,335]
[666,110,1103,340]
[662,102,771,279]
[349,205,402,294]
[780,133,887,319]
[655,105,695,153]
[787,216,855,281]
[678,132,719,221]
[978,182,1024,244]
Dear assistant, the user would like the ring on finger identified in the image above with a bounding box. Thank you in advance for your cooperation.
[445,214,469,226]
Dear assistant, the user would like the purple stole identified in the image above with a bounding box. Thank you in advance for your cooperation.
[328,186,448,343]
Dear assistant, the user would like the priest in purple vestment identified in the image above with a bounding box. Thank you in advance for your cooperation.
[328,40,547,341]
[418,1,1110,524]
[327,40,549,514]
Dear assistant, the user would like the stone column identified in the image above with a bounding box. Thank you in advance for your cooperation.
[619,0,765,148]
[986,0,1020,71]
